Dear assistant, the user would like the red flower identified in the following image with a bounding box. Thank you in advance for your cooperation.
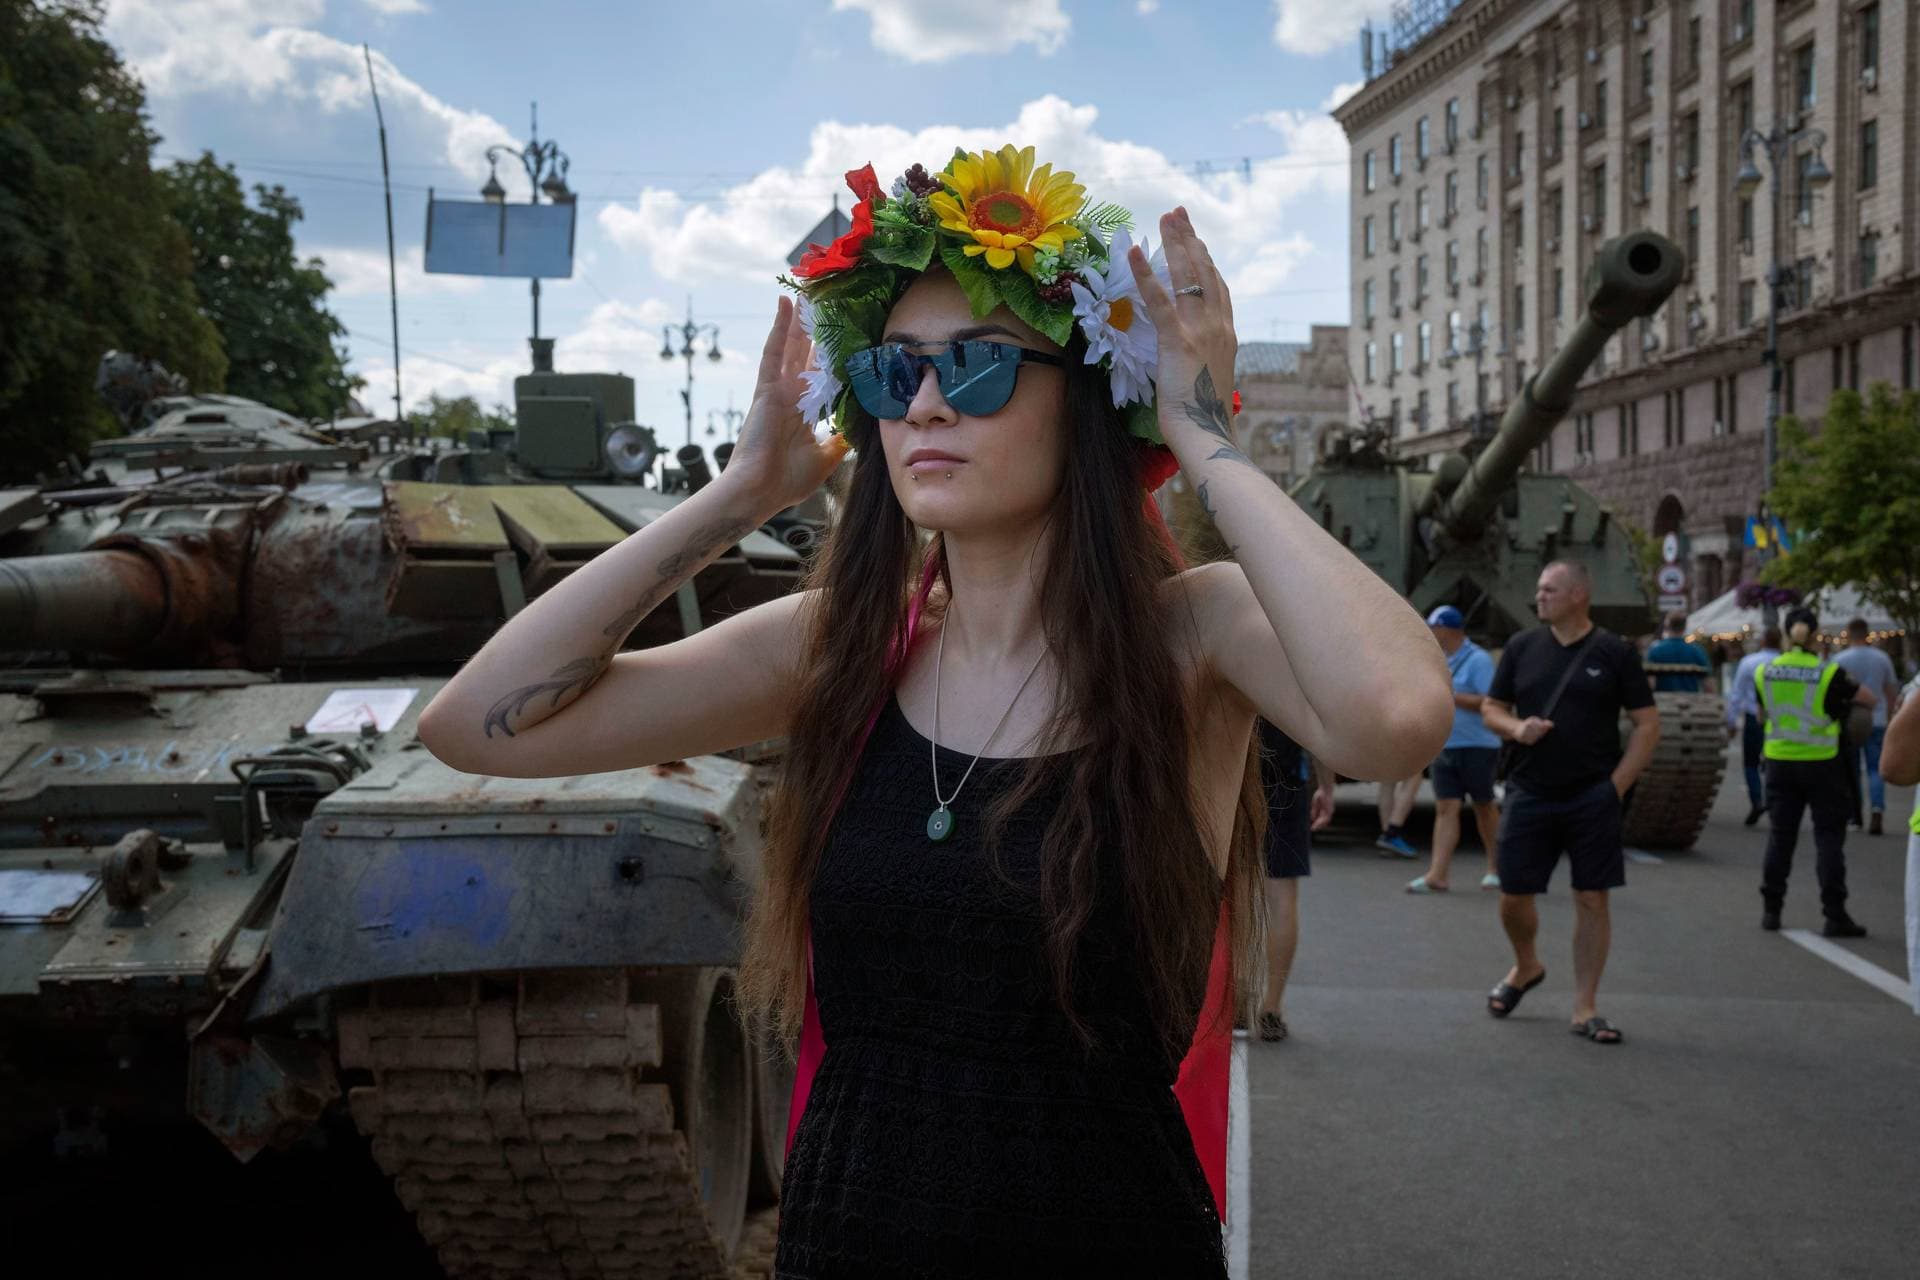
[793,165,882,279]
[1231,390,1242,417]
[1136,443,1180,493]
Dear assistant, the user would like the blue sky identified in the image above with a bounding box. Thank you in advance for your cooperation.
[104,0,1393,442]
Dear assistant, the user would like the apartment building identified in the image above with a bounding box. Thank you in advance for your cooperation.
[1334,0,1918,606]
[1235,327,1352,489]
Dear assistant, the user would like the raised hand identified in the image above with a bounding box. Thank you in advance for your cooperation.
[1126,206,1244,468]
[722,296,851,511]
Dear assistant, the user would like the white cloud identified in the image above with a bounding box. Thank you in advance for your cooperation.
[308,245,484,298]
[599,95,1344,298]
[1321,80,1365,113]
[362,0,428,13]
[1269,0,1396,57]
[1136,0,1160,13]
[831,0,1070,63]
[103,1,520,190]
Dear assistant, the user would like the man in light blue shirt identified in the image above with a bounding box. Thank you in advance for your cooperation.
[1408,606,1504,893]
[1726,626,1782,825]
[1833,617,1903,834]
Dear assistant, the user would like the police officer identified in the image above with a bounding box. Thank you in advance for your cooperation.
[1758,606,1878,935]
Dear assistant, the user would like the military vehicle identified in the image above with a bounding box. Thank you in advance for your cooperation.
[0,347,818,1277]
[1288,231,1725,849]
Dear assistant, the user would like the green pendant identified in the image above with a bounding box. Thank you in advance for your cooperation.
[927,806,954,841]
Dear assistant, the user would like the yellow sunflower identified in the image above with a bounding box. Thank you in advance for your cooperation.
[928,144,1085,275]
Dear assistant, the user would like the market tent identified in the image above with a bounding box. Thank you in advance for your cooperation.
[1685,584,1902,642]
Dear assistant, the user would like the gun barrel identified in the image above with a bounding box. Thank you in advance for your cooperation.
[0,550,169,653]
[1439,232,1685,541]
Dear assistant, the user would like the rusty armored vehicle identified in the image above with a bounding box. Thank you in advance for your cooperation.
[0,349,819,1276]
[1288,231,1725,849]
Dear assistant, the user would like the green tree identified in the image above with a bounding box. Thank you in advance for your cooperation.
[1767,384,1920,662]
[0,0,224,481]
[158,153,360,421]
[406,393,514,441]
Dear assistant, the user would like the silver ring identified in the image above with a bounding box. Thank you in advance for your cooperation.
[1175,284,1205,297]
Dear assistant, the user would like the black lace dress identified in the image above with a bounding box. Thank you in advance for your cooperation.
[774,693,1227,1279]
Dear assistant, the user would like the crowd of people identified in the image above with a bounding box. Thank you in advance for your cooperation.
[1254,566,1920,1044]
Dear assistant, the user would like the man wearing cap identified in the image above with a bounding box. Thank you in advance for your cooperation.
[1407,606,1503,894]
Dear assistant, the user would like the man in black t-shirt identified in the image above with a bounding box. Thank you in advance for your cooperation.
[1479,561,1661,1046]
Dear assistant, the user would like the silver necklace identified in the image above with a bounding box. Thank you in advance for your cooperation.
[926,619,1048,842]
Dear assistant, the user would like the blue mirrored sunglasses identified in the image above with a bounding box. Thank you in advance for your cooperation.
[842,340,1065,420]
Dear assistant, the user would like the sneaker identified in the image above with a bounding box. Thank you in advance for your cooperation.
[1760,910,1781,932]
[1870,811,1884,836]
[1744,804,1766,827]
[1375,834,1419,859]
[1822,915,1868,939]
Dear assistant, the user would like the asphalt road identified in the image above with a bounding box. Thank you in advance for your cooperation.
[1248,767,1920,1280]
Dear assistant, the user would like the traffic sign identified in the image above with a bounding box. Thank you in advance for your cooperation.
[1656,565,1687,594]
[1661,532,1680,564]
[1658,593,1690,612]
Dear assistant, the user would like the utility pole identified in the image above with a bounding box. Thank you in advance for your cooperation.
[661,299,722,448]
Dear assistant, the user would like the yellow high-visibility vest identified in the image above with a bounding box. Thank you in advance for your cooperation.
[1755,651,1841,762]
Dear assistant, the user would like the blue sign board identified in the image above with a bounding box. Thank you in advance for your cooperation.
[425,195,576,279]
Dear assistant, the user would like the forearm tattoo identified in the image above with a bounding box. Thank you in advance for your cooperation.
[481,514,758,738]
[1180,366,1259,471]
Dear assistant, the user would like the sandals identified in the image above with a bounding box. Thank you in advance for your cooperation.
[1480,873,1502,890]
[1257,1011,1289,1042]
[1571,1016,1623,1045]
[1406,875,1449,894]
[1486,970,1545,1018]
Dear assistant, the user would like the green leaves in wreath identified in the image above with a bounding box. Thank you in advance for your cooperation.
[938,243,1002,320]
[867,203,936,272]
[812,293,890,376]
[994,268,1075,347]
[1122,398,1165,446]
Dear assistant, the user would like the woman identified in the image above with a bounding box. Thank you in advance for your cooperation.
[418,147,1450,1276]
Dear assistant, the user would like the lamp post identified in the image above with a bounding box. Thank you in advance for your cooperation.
[661,299,723,448]
[707,403,744,442]
[1733,120,1831,624]
[481,106,573,362]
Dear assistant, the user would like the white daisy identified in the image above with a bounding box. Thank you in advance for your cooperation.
[793,296,843,433]
[1069,229,1169,408]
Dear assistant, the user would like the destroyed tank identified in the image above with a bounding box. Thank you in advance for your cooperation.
[0,350,820,1276]
[1288,231,1725,849]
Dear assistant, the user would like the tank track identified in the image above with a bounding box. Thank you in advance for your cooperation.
[1621,691,1728,850]
[338,970,774,1280]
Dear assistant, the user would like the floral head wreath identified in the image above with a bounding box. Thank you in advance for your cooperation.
[781,144,1205,493]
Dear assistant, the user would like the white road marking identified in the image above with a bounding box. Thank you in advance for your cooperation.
[1228,1033,1250,1280]
[1624,848,1664,864]
[1781,929,1914,1003]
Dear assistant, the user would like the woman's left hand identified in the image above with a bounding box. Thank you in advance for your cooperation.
[1127,207,1240,456]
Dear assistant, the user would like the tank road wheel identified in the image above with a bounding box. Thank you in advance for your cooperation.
[338,969,773,1279]
[1620,691,1729,850]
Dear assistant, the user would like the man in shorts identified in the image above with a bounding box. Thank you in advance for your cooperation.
[1832,617,1902,834]
[1478,562,1661,1046]
[1254,718,1334,1043]
[1407,606,1503,893]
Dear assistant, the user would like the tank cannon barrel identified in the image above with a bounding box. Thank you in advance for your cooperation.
[0,550,170,653]
[1436,232,1685,542]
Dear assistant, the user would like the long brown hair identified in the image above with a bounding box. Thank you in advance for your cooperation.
[738,334,1269,1067]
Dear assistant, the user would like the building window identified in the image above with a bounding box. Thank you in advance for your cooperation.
[1636,139,1653,199]
[1365,341,1377,382]
[1390,135,1402,177]
[1477,154,1489,206]
[1363,215,1375,257]
[1639,49,1654,102]
[1446,380,1460,422]
[1683,112,1700,171]
[1590,162,1607,226]
[1859,120,1878,191]
[1731,79,1753,139]
[1475,228,1488,276]
[1553,267,1564,318]
[1363,278,1375,321]
[1860,233,1879,289]
[1389,266,1401,307]
[1416,253,1430,299]
[1364,150,1376,193]
[1513,284,1526,332]
[1391,331,1404,373]
[1594,79,1608,129]
[1687,16,1702,72]
[1389,201,1401,242]
[1416,389,1430,429]
[1445,98,1460,146]
[1792,255,1817,309]
[1416,117,1430,163]
[1685,206,1700,266]
[1795,152,1818,221]
[1739,280,1756,325]
[1446,239,1460,286]
[1794,43,1816,113]
[1737,195,1754,250]
[1551,106,1564,157]
[1445,170,1459,217]
[1860,4,1880,74]
[1418,320,1432,366]
[1416,186,1430,228]
[1507,209,1522,251]
[1548,186,1563,233]
[1477,300,1490,337]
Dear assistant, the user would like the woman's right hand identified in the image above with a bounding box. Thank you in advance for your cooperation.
[722,296,852,511]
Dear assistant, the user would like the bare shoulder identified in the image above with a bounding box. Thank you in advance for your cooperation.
[1157,561,1247,657]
